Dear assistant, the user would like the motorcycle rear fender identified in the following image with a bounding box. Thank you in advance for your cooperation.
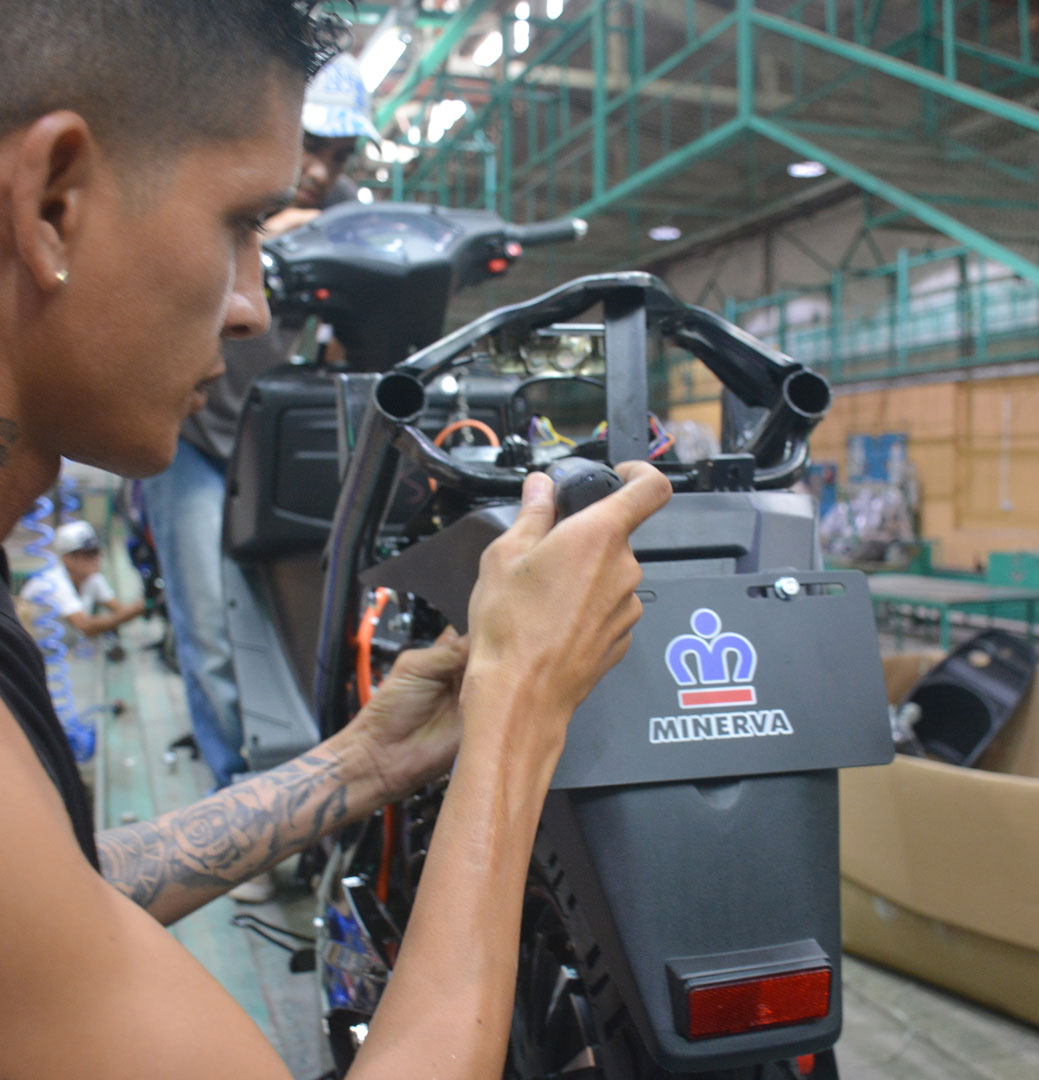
[539,772,843,1073]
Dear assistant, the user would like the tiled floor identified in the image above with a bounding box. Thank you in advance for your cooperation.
[12,520,1039,1078]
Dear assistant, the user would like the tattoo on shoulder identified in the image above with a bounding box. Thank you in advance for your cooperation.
[96,750,350,911]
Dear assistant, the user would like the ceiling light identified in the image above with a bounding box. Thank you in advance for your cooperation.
[473,30,504,67]
[363,140,419,164]
[547,0,566,18]
[357,187,374,204]
[787,160,827,179]
[358,18,409,92]
[514,3,531,53]
[649,225,682,242]
[428,98,468,143]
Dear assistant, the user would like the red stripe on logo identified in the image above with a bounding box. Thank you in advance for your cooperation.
[678,686,757,708]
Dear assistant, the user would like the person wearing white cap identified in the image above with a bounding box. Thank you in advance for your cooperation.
[140,52,380,800]
[20,521,146,642]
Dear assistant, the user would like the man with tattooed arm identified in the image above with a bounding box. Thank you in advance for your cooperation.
[0,2,671,1078]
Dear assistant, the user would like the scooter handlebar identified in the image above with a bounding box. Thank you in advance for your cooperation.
[506,217,588,247]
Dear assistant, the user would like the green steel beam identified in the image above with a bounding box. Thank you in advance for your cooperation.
[939,135,1037,185]
[1019,0,1032,65]
[348,4,452,28]
[403,6,595,193]
[591,0,607,201]
[768,29,920,129]
[942,0,957,81]
[780,120,918,142]
[374,0,498,132]
[751,115,1039,286]
[753,11,1039,133]
[737,0,754,123]
[953,38,1039,80]
[510,12,737,189]
[775,227,837,273]
[568,116,745,219]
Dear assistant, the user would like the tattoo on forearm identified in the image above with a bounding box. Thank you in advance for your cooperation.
[96,750,350,913]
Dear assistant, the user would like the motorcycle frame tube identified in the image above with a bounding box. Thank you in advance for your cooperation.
[741,370,832,475]
[395,274,826,490]
[538,771,844,1073]
[313,371,425,734]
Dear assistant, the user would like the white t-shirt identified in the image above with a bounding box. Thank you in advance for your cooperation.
[20,563,115,617]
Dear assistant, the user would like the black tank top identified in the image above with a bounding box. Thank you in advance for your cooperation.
[0,550,99,869]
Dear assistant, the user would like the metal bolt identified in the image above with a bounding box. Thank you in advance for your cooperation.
[774,575,801,600]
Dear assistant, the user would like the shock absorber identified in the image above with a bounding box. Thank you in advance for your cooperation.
[19,495,96,763]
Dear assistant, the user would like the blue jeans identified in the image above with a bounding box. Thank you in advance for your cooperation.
[141,439,246,788]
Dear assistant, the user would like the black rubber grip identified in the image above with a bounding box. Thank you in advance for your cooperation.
[545,458,623,519]
[506,218,583,247]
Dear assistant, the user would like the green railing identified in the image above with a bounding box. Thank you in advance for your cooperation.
[720,245,1039,392]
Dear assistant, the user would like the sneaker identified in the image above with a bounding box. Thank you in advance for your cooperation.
[228,871,276,903]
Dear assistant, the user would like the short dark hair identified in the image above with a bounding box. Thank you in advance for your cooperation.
[0,1,350,157]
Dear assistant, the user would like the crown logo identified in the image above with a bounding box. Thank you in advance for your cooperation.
[664,608,757,709]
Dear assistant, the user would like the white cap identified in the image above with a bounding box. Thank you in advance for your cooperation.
[55,520,100,556]
[302,54,381,143]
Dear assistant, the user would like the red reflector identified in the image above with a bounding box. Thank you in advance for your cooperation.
[798,1054,816,1076]
[687,968,830,1039]
[487,257,509,274]
[315,287,331,301]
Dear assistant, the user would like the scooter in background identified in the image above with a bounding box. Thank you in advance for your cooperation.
[222,201,894,1079]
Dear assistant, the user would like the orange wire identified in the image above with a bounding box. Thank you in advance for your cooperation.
[356,587,391,707]
[432,418,501,448]
[429,418,501,492]
[355,588,395,903]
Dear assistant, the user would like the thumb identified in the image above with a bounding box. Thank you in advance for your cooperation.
[506,470,557,544]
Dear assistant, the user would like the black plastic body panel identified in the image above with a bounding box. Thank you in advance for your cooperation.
[541,774,844,1072]
[357,487,891,1073]
[224,366,355,561]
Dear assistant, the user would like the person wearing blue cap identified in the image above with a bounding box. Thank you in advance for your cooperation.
[140,52,379,811]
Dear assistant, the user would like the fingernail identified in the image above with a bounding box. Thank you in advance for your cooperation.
[523,471,553,505]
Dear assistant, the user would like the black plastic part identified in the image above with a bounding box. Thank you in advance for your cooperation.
[546,457,622,518]
[604,287,650,463]
[690,454,757,492]
[505,217,583,246]
[224,366,350,561]
[901,629,1038,766]
[540,773,845,1073]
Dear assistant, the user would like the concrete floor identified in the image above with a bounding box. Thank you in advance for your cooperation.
[10,519,1039,1079]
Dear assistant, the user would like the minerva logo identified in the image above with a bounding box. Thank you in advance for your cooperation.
[649,607,794,744]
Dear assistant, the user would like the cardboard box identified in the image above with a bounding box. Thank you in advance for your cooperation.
[840,649,1039,1025]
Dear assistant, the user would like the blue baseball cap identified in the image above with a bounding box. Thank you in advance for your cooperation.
[302,53,381,143]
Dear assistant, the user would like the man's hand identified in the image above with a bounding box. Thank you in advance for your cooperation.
[463,460,671,769]
[347,628,470,805]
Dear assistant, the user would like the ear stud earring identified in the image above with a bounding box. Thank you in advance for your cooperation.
[55,268,69,285]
